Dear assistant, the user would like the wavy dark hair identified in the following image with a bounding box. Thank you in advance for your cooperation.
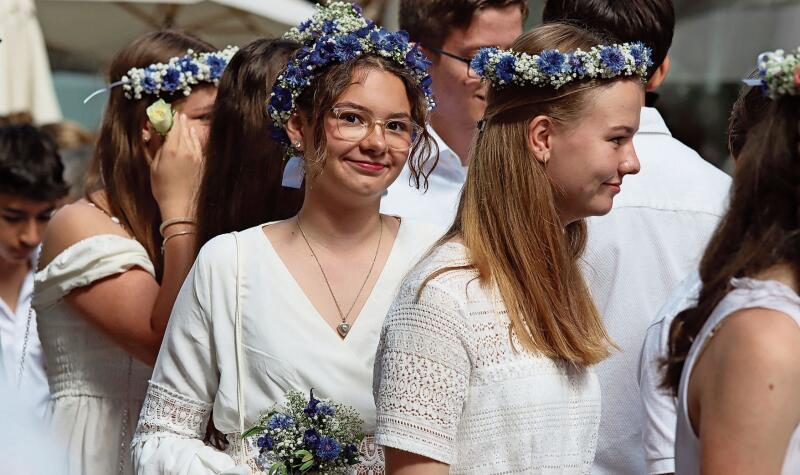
[0,124,68,201]
[195,38,304,251]
[663,92,800,394]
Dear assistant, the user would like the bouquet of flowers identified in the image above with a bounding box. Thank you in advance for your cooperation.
[243,389,365,474]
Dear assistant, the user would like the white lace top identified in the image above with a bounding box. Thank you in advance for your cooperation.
[132,221,442,475]
[676,278,800,474]
[373,242,601,474]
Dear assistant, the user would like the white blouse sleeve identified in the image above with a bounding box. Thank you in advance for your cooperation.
[373,278,471,465]
[132,239,249,475]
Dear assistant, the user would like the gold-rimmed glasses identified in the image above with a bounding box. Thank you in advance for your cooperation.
[330,107,423,152]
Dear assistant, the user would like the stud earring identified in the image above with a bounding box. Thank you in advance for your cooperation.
[143,133,151,143]
[294,141,303,151]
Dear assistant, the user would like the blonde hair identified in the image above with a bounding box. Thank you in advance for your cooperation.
[429,22,625,366]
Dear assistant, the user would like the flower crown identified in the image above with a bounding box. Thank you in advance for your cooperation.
[267,1,434,144]
[743,47,800,99]
[470,42,653,90]
[120,46,239,100]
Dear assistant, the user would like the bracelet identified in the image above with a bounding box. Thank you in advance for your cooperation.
[161,230,196,254]
[159,217,196,236]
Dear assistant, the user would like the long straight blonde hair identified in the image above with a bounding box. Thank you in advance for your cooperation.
[429,23,624,366]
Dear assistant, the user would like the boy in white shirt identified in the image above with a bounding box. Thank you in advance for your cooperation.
[542,1,732,473]
[380,0,525,231]
[0,124,68,418]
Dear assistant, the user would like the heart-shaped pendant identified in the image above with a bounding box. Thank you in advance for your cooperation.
[337,323,351,337]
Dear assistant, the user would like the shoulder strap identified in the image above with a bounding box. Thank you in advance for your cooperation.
[232,231,246,438]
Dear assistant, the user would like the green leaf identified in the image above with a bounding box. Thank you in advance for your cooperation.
[293,449,313,462]
[241,426,265,438]
[299,460,315,472]
[268,462,286,475]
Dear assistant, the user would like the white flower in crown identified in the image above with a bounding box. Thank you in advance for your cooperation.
[470,42,653,90]
[752,47,800,99]
[120,46,239,100]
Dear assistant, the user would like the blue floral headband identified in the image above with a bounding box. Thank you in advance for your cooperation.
[267,1,435,145]
[470,42,653,90]
[83,46,238,104]
[742,47,800,99]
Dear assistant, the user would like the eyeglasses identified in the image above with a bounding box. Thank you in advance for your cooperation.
[428,47,478,78]
[329,107,423,152]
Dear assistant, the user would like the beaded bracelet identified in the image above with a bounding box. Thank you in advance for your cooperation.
[159,217,196,237]
[161,230,196,254]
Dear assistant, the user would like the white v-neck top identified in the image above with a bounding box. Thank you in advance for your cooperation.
[133,219,442,475]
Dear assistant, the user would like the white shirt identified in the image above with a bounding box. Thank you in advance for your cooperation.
[0,258,50,419]
[380,126,466,233]
[582,107,731,475]
[133,220,442,475]
[374,242,601,474]
[638,272,701,474]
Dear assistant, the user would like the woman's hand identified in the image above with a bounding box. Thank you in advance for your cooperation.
[149,113,204,219]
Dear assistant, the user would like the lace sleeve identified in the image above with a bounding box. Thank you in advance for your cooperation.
[373,278,471,465]
[131,244,248,475]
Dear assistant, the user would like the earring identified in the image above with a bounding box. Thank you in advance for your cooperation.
[294,140,303,151]
[543,152,550,165]
[143,133,151,143]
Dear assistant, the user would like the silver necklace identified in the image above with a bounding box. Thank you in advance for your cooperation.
[296,215,383,337]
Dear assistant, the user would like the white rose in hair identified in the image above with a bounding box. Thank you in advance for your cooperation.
[146,99,174,136]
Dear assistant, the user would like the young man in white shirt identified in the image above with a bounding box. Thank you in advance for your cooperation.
[542,1,732,474]
[380,0,526,230]
[0,124,67,418]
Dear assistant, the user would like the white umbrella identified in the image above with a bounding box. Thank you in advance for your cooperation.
[0,0,62,123]
[35,0,316,69]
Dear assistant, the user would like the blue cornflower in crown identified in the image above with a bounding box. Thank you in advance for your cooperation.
[470,42,653,90]
[267,1,435,145]
[743,47,800,99]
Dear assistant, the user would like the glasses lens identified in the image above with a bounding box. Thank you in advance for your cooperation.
[334,109,369,142]
[384,119,421,151]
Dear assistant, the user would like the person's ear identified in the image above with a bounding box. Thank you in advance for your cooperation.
[646,55,671,92]
[285,113,307,151]
[527,115,554,165]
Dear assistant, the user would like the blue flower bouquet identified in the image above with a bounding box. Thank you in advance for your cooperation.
[242,389,364,474]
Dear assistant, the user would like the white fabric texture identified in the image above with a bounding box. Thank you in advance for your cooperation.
[33,234,155,475]
[380,126,466,233]
[132,220,442,475]
[582,107,730,475]
[0,255,50,419]
[374,242,601,474]
[675,278,800,475]
[638,271,701,474]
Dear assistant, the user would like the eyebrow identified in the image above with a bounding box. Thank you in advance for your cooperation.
[608,125,636,135]
[334,102,412,120]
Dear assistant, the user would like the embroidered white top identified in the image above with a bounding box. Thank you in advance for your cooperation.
[380,126,466,233]
[132,220,442,475]
[373,242,601,474]
[582,107,731,475]
[638,271,701,474]
[675,278,800,474]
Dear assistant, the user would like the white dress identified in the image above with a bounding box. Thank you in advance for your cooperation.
[132,220,442,475]
[373,242,602,474]
[33,234,156,475]
[675,278,800,474]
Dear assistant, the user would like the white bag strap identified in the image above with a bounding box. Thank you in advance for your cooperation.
[232,232,246,451]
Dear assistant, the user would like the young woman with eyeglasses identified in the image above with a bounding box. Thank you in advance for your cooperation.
[132,4,442,474]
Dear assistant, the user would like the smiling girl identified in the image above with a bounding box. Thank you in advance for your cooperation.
[33,31,235,475]
[132,4,441,474]
[373,22,646,474]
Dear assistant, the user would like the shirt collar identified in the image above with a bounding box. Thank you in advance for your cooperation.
[425,125,468,182]
[637,107,672,136]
